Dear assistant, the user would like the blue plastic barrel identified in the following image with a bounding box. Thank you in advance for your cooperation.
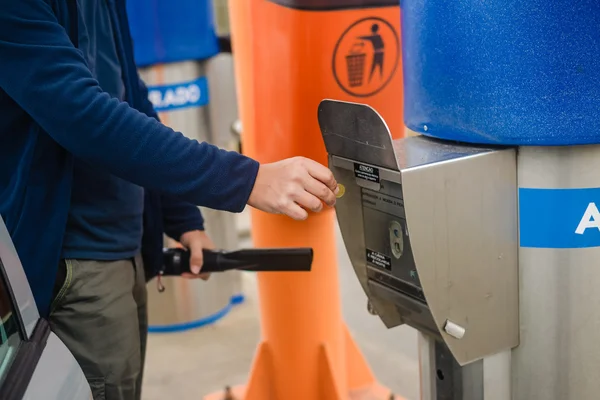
[126,0,220,67]
[401,0,600,145]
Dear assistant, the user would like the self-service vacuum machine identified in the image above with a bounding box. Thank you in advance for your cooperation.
[318,0,600,398]
[318,100,517,400]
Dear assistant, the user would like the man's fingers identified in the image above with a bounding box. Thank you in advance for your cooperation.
[293,191,324,213]
[199,273,211,281]
[303,158,337,192]
[189,242,204,275]
[182,272,211,280]
[282,201,309,220]
[302,176,336,207]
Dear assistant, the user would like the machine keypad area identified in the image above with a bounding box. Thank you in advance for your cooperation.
[361,184,424,304]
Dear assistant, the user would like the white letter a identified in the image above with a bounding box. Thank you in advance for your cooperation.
[575,202,600,234]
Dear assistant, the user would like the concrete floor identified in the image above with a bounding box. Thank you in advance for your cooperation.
[142,213,420,400]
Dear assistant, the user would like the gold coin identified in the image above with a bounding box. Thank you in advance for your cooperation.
[336,184,346,198]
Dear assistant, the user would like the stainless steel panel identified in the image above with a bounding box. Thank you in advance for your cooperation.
[518,145,600,189]
[402,142,519,366]
[319,100,519,367]
[318,99,399,171]
[392,136,502,171]
[320,100,409,328]
[328,159,404,328]
[513,145,600,400]
[368,280,438,336]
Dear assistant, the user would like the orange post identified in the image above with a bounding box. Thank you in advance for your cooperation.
[206,1,405,399]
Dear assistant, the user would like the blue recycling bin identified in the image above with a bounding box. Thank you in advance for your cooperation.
[126,0,220,67]
[401,0,600,146]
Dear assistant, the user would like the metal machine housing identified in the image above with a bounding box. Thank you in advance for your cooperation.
[318,100,519,366]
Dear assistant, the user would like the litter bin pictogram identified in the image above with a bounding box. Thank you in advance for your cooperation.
[333,17,400,98]
[345,42,366,87]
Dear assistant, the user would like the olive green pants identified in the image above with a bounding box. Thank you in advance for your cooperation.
[49,255,148,400]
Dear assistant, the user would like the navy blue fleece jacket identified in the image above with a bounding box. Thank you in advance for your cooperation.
[0,0,259,316]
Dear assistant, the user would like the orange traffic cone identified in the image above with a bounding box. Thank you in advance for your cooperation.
[206,1,405,399]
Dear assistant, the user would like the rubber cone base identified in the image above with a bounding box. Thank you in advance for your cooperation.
[204,326,404,400]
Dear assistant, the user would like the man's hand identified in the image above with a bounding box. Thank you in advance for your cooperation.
[179,230,216,280]
[247,157,340,220]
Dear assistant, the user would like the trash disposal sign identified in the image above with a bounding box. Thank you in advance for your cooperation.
[147,77,209,112]
[332,17,400,98]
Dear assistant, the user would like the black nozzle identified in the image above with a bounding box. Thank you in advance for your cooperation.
[161,247,313,276]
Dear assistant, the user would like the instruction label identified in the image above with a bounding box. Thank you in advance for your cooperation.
[354,163,380,183]
[361,188,404,218]
[366,249,391,271]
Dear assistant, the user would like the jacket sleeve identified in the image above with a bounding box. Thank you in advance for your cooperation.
[161,196,205,241]
[0,0,259,213]
[137,77,161,122]
[136,79,207,240]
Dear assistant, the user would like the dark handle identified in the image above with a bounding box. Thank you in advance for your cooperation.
[161,247,313,275]
[218,36,232,53]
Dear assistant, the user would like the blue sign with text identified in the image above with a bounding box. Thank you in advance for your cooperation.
[147,77,209,113]
[519,187,600,248]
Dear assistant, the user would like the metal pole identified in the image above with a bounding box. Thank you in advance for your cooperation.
[418,332,437,400]
[205,52,244,299]
[212,0,230,36]
[483,350,511,400]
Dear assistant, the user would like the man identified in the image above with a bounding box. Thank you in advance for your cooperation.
[359,23,385,83]
[0,1,338,399]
